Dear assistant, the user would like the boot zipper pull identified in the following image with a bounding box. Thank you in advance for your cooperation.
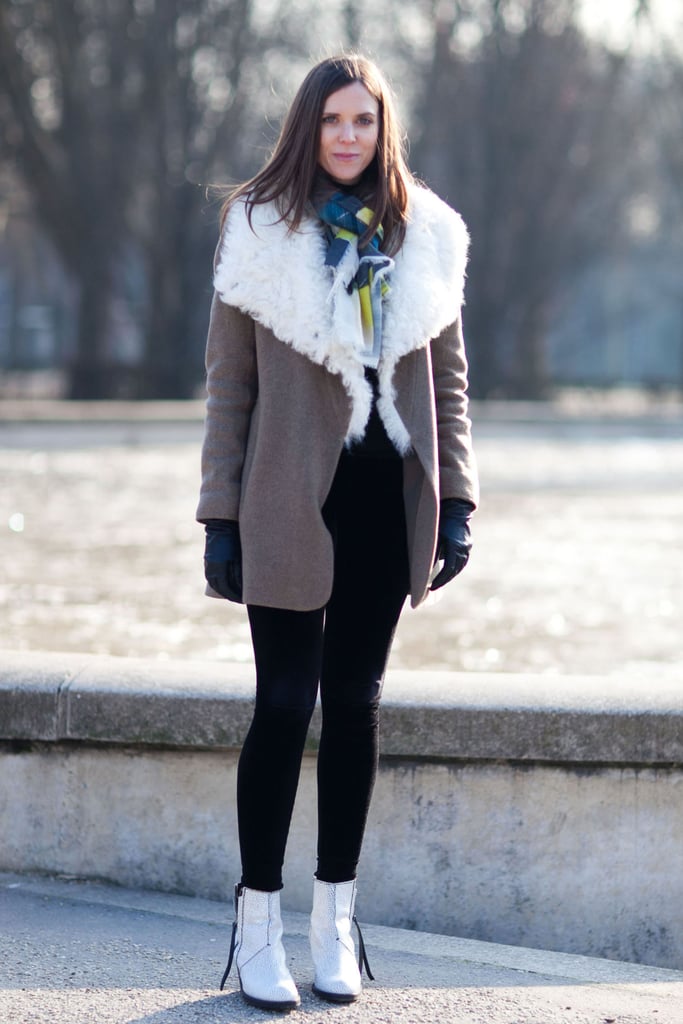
[353,915,375,981]
[219,919,238,990]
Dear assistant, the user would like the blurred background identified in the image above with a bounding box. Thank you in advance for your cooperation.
[1,0,682,401]
[1,0,682,680]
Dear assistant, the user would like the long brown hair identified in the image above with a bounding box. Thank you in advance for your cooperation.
[220,54,413,255]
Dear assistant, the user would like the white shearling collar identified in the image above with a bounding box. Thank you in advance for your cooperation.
[213,182,469,451]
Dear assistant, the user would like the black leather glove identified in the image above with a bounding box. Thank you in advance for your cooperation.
[203,519,243,603]
[430,498,474,591]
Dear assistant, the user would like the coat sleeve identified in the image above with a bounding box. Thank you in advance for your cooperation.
[196,292,257,522]
[430,316,479,508]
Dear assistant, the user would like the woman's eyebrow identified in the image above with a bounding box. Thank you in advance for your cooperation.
[323,109,377,116]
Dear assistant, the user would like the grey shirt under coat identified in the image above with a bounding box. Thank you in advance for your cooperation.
[196,183,479,611]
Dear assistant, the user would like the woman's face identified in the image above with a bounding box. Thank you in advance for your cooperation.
[318,81,379,185]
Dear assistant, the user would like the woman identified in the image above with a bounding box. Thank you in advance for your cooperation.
[197,54,478,1012]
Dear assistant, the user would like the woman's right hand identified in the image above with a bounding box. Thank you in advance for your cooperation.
[203,519,243,602]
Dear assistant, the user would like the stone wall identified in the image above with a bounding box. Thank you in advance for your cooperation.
[1,649,682,969]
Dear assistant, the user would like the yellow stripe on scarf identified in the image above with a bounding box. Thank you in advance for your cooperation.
[334,215,389,334]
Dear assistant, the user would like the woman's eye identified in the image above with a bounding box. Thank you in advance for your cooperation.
[358,117,373,126]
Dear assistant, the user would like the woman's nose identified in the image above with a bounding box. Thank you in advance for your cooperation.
[339,121,356,142]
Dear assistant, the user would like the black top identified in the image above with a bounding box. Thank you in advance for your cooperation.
[343,367,401,460]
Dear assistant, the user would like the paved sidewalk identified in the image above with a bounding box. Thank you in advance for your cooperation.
[1,872,682,1024]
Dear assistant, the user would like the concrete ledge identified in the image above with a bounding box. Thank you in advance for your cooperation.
[2,650,683,971]
[2,649,683,762]
[0,651,256,748]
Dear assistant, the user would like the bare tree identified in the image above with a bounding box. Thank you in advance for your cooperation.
[0,0,144,396]
[127,0,254,397]
[410,0,638,397]
[0,0,262,397]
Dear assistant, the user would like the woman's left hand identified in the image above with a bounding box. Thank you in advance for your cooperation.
[430,498,473,591]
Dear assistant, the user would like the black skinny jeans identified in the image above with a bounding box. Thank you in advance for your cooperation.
[237,453,410,891]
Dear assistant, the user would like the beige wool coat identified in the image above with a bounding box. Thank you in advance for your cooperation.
[196,182,479,611]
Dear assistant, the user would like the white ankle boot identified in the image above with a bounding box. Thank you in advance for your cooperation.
[220,884,300,1011]
[310,878,374,1003]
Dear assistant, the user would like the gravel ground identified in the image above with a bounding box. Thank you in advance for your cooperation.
[2,872,683,1024]
[1,411,682,682]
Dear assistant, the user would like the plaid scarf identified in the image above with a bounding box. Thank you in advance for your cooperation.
[317,192,393,367]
